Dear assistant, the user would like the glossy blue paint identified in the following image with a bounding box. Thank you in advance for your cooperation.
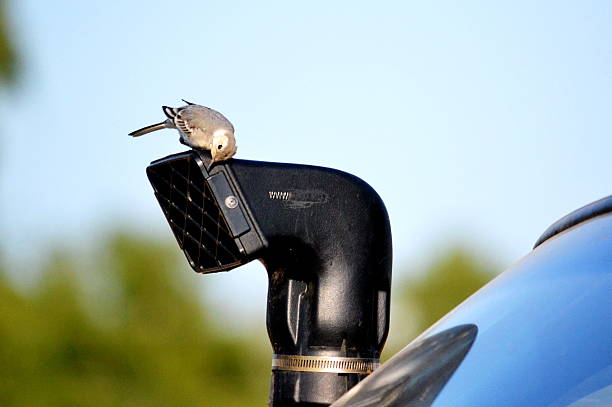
[426,212,612,406]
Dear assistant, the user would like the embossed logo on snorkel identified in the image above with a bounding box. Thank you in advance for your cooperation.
[268,189,329,209]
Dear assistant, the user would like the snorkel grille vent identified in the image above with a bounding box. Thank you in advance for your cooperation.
[147,152,243,273]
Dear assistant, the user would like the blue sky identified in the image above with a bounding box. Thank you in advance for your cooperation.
[1,1,611,328]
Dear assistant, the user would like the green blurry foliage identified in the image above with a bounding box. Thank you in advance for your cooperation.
[0,234,499,406]
[401,247,497,337]
[0,234,269,407]
[0,0,18,86]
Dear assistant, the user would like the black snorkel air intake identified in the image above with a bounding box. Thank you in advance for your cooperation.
[147,150,392,406]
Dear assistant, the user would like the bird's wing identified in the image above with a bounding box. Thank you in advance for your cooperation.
[178,106,209,133]
[175,114,193,134]
[162,104,233,135]
[163,105,198,135]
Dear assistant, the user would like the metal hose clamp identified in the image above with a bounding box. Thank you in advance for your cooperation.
[272,354,380,374]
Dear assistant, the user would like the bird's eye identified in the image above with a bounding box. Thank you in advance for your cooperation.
[217,145,223,150]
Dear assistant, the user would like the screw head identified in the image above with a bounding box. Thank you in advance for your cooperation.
[225,195,238,209]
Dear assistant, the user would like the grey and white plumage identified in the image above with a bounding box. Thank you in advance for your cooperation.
[129,100,237,163]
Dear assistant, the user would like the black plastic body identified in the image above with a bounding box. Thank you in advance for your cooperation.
[147,151,393,406]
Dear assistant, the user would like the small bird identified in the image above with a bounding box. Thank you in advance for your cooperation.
[129,100,237,163]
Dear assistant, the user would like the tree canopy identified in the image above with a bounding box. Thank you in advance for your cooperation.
[0,233,498,406]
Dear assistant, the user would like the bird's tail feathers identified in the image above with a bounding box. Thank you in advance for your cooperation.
[128,121,170,137]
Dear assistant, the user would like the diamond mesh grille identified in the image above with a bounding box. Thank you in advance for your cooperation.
[147,153,243,273]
